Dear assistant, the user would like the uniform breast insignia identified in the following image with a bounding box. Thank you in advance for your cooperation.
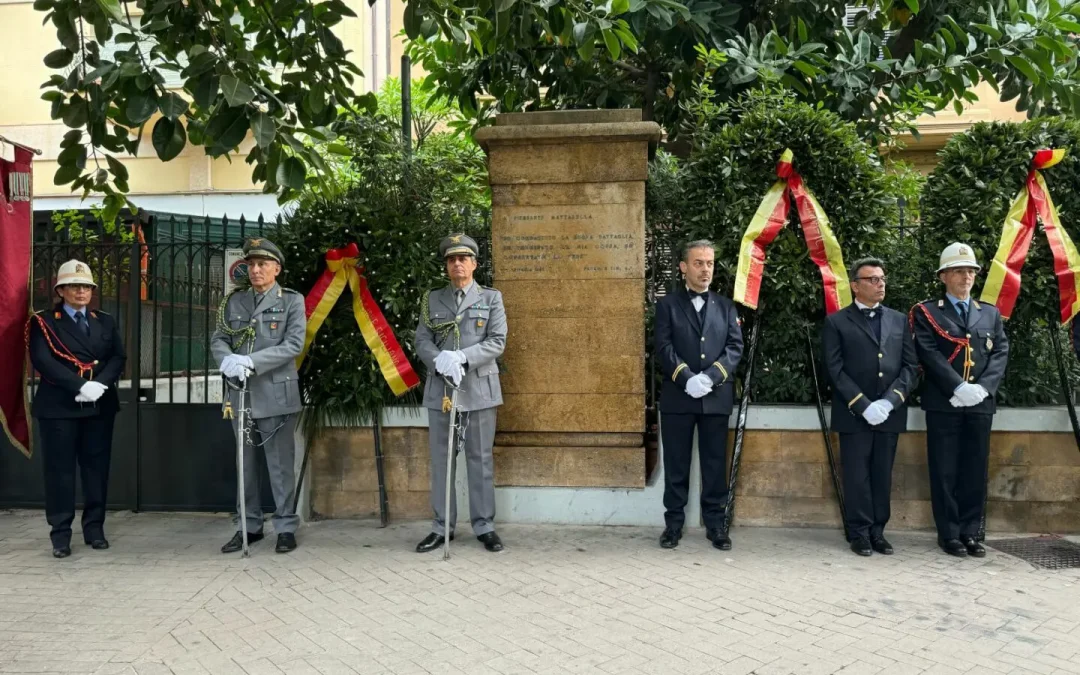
[477,320,485,328]
[986,336,993,351]
[54,311,61,319]
[270,322,278,330]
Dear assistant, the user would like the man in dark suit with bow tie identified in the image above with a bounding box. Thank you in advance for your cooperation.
[654,240,743,550]
[911,243,1009,558]
[823,258,918,556]
[27,259,126,559]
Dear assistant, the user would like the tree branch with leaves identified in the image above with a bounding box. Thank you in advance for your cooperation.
[36,0,378,222]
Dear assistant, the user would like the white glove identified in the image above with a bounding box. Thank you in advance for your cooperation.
[434,350,465,376]
[448,362,464,386]
[220,354,239,375]
[75,392,91,403]
[221,354,253,380]
[685,373,713,399]
[953,383,984,407]
[949,395,963,407]
[78,381,107,403]
[861,400,890,426]
[972,384,989,402]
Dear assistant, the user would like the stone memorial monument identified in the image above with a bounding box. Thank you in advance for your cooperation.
[475,110,661,489]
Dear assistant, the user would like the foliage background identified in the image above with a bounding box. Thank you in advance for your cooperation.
[919,118,1080,405]
[669,90,898,403]
[269,82,490,434]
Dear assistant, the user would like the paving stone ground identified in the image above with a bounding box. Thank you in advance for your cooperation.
[0,510,1078,675]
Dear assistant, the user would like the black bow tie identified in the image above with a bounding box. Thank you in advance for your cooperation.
[861,307,878,319]
[688,290,707,301]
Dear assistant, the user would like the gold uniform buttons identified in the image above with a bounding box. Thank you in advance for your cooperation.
[700,354,706,359]
[878,372,884,377]
[877,353,883,359]
[701,337,706,342]
[966,333,971,338]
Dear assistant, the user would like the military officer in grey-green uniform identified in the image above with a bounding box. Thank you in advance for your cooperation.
[211,237,306,554]
[414,234,507,553]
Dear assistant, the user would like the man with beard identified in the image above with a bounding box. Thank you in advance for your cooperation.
[911,243,1009,558]
[654,240,744,550]
[822,258,918,556]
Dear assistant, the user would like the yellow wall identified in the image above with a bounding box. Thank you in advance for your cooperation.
[0,0,396,199]
[0,2,56,126]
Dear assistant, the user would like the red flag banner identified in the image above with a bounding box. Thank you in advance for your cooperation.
[0,144,34,458]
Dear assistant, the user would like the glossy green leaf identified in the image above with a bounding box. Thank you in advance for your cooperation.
[152,117,187,161]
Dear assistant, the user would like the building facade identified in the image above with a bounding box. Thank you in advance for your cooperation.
[0,0,407,219]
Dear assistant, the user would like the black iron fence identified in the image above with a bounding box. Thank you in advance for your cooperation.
[31,211,271,403]
[3,211,278,512]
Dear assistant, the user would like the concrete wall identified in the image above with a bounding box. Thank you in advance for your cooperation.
[308,406,1080,533]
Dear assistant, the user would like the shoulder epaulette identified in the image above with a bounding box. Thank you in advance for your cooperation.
[282,287,301,294]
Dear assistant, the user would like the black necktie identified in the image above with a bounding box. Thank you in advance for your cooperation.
[75,311,90,336]
[957,302,968,325]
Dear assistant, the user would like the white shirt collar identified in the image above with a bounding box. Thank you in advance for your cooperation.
[854,300,881,311]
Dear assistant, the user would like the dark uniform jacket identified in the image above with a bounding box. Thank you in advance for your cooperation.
[655,287,744,415]
[28,303,126,418]
[911,298,1009,414]
[822,303,918,434]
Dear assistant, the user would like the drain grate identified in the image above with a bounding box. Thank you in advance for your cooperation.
[986,535,1080,569]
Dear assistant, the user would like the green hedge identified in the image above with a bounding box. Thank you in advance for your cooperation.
[650,100,1080,406]
[919,119,1080,406]
[674,90,897,403]
[271,112,489,433]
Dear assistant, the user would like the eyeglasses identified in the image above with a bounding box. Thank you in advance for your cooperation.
[855,276,887,285]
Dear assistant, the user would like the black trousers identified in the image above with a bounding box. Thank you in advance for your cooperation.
[37,415,116,547]
[839,431,898,541]
[925,411,993,541]
[661,413,730,530]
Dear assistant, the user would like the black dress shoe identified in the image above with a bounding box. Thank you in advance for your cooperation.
[221,531,264,554]
[706,528,732,550]
[939,539,968,557]
[659,527,682,549]
[870,536,893,555]
[275,533,297,553]
[960,536,986,558]
[850,537,873,557]
[52,546,71,559]
[478,531,504,552]
[88,538,109,550]
[415,532,452,553]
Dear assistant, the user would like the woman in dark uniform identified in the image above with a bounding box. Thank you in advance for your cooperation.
[27,259,125,558]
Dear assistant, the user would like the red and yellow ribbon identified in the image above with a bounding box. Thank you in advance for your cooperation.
[297,243,420,396]
[733,149,851,314]
[981,149,1080,324]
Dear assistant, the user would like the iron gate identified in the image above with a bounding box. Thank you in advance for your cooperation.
[0,211,274,512]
